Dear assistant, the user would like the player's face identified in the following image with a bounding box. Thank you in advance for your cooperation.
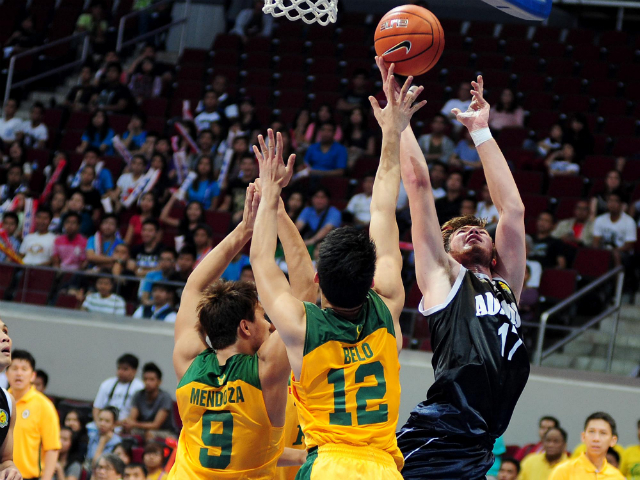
[124,467,146,480]
[0,320,11,369]
[250,304,275,351]
[543,429,565,458]
[448,225,493,267]
[582,419,617,457]
[497,462,518,480]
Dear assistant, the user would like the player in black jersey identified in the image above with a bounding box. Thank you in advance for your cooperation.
[391,72,531,479]
[0,318,22,480]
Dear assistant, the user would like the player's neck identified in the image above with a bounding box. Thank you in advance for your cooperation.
[217,343,251,364]
[467,263,492,278]
[586,451,606,471]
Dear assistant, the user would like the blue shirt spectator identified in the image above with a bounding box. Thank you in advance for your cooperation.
[122,129,147,150]
[82,129,115,156]
[296,187,342,248]
[304,123,348,174]
[297,205,342,232]
[95,167,115,195]
[188,180,220,210]
[452,133,481,170]
[221,253,250,281]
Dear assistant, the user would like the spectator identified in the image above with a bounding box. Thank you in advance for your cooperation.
[435,171,465,225]
[78,110,115,155]
[189,224,212,268]
[55,426,83,480]
[70,148,115,196]
[0,212,20,262]
[497,458,520,480]
[545,143,580,177]
[124,463,146,480]
[240,264,254,282]
[0,98,22,143]
[519,427,569,480]
[519,265,540,324]
[121,113,148,152]
[170,246,195,284]
[160,197,205,248]
[214,134,248,177]
[342,107,375,168]
[552,199,594,248]
[63,191,95,238]
[94,51,123,84]
[550,412,623,480]
[417,114,455,165]
[138,248,177,305]
[209,73,238,119]
[286,191,305,222]
[441,81,472,132]
[291,108,311,151]
[563,113,594,162]
[524,235,542,289]
[188,155,220,210]
[82,273,127,315]
[20,207,57,265]
[48,190,67,233]
[194,129,221,159]
[236,96,261,137]
[449,130,481,171]
[476,184,499,225]
[93,354,144,423]
[124,192,161,247]
[221,251,251,282]
[109,243,138,294]
[304,122,348,177]
[620,419,640,479]
[230,0,274,40]
[219,155,258,224]
[65,65,97,112]
[64,410,89,458]
[70,164,103,226]
[593,191,636,268]
[489,88,524,132]
[532,123,564,158]
[7,349,61,480]
[133,283,176,321]
[123,363,174,439]
[113,444,132,467]
[487,435,506,479]
[18,101,48,149]
[194,91,225,132]
[94,62,134,114]
[606,448,620,470]
[131,219,163,277]
[93,453,125,480]
[4,15,41,55]
[296,187,342,248]
[515,416,560,461]
[76,1,109,55]
[34,369,48,394]
[128,44,174,87]
[305,104,343,144]
[116,155,148,208]
[460,197,477,217]
[345,172,374,227]
[2,141,34,180]
[52,212,88,271]
[128,58,162,103]
[529,212,567,269]
[87,407,122,467]
[336,69,371,113]
[591,170,625,219]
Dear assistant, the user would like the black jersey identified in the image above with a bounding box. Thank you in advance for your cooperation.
[398,267,530,479]
[0,388,11,448]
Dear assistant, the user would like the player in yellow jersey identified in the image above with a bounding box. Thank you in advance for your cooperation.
[168,182,316,480]
[250,64,426,479]
[275,374,307,480]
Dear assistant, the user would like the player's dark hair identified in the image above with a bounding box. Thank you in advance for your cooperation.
[544,426,568,443]
[99,453,125,475]
[142,362,162,380]
[441,215,488,253]
[316,227,376,309]
[501,457,520,474]
[125,463,148,475]
[36,369,49,387]
[584,411,618,437]
[540,416,560,428]
[197,280,258,350]
[2,212,19,224]
[117,353,139,370]
[12,349,35,370]
[607,447,620,464]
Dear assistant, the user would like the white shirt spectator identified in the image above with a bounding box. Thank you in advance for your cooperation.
[82,292,127,316]
[194,111,223,132]
[132,304,177,323]
[93,376,144,421]
[0,117,23,142]
[19,120,48,148]
[346,193,372,224]
[441,99,472,130]
[526,259,542,288]
[476,201,500,224]
[432,186,446,200]
[19,232,57,265]
[593,212,637,249]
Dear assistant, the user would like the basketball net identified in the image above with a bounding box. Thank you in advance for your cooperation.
[263,0,338,26]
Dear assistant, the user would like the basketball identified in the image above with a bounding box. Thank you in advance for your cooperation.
[374,5,445,77]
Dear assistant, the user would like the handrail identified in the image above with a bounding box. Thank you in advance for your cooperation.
[116,0,191,55]
[534,265,625,372]
[3,33,90,106]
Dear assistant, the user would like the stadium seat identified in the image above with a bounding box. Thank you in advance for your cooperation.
[602,116,638,137]
[538,269,578,302]
[320,177,350,200]
[15,291,48,305]
[213,34,242,51]
[522,92,554,111]
[177,64,206,82]
[513,171,543,195]
[413,317,430,339]
[570,44,603,63]
[505,41,535,58]
[205,211,231,235]
[56,294,79,309]
[405,282,423,310]
[566,28,596,45]
[211,49,240,68]
[554,197,582,220]
[180,48,208,65]
[466,169,486,192]
[544,58,576,77]
[559,95,592,113]
[532,26,561,43]
[307,57,339,75]
[522,194,549,219]
[350,156,378,179]
[246,37,272,53]
[572,248,612,278]
[536,41,567,58]
[472,36,500,54]
[580,61,610,81]
[596,98,629,117]
[547,176,585,198]
[554,77,585,95]
[141,98,168,118]
[612,137,640,156]
[527,111,560,131]
[581,155,617,179]
[622,160,640,183]
[599,30,629,48]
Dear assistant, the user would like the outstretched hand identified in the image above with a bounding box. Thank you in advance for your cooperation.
[451,75,490,132]
[369,63,426,134]
[253,129,296,191]
[375,56,402,102]
[241,182,260,231]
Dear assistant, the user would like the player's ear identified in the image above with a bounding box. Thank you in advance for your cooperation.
[610,435,618,447]
[371,279,375,288]
[313,272,319,284]
[238,319,251,338]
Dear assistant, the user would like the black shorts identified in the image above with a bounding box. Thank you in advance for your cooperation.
[397,423,494,480]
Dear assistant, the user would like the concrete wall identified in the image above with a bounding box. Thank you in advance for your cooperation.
[4,302,640,449]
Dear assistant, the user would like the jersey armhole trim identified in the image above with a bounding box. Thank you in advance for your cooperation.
[418,266,467,317]
[2,388,10,413]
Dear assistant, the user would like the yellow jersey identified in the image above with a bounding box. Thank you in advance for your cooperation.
[292,290,403,471]
[519,452,569,480]
[168,350,284,479]
[550,453,624,480]
[275,376,306,480]
[621,445,640,479]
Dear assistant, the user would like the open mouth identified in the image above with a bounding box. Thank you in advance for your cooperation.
[0,346,10,356]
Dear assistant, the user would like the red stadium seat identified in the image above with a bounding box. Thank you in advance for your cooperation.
[496,128,529,149]
[67,111,91,130]
[539,269,578,301]
[602,117,638,137]
[580,61,610,80]
[419,339,432,352]
[413,317,430,339]
[522,194,549,219]
[547,176,585,198]
[527,111,560,131]
[570,44,603,62]
[15,291,48,305]
[467,21,495,37]
[309,40,338,58]
[536,41,567,58]
[559,94,591,113]
[581,156,617,179]
[505,41,535,58]
[466,169,486,192]
[544,58,575,77]
[211,49,240,69]
[566,28,596,45]
[320,177,350,200]
[613,137,640,157]
[180,48,208,65]
[213,34,242,51]
[472,36,499,54]
[554,77,584,95]
[350,156,379,179]
[554,197,582,220]
[573,248,612,278]
[56,294,79,309]
[475,53,505,70]
[608,46,635,65]
[522,92,554,111]
[274,38,305,55]
[596,98,628,117]
[245,37,272,53]
[532,26,561,43]
[307,57,339,75]
[205,211,231,235]
[501,24,529,39]
[623,160,640,183]
[276,72,307,91]
[406,282,423,310]
[513,171,543,195]
[177,64,206,82]
[0,265,15,289]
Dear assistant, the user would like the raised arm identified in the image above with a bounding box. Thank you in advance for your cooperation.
[451,76,526,301]
[368,61,426,352]
[173,184,258,381]
[250,130,306,379]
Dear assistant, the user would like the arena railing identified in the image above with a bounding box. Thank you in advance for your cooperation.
[3,33,91,107]
[552,0,640,30]
[116,0,191,55]
[529,265,625,373]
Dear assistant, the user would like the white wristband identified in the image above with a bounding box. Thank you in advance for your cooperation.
[470,127,492,147]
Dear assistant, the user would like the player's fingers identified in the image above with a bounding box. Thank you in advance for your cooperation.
[410,100,428,116]
[406,85,424,107]
[258,134,268,158]
[286,153,296,176]
[387,64,396,103]
[451,108,462,117]
[399,75,413,104]
[369,96,382,116]
[268,129,276,152]
[275,131,283,160]
[252,145,264,163]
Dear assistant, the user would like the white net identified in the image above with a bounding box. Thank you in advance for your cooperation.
[263,0,338,26]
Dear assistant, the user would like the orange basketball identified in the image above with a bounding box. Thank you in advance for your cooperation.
[374,5,445,77]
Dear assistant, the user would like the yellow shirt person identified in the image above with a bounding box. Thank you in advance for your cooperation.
[520,452,569,480]
[572,443,625,460]
[550,453,624,480]
[621,445,640,480]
